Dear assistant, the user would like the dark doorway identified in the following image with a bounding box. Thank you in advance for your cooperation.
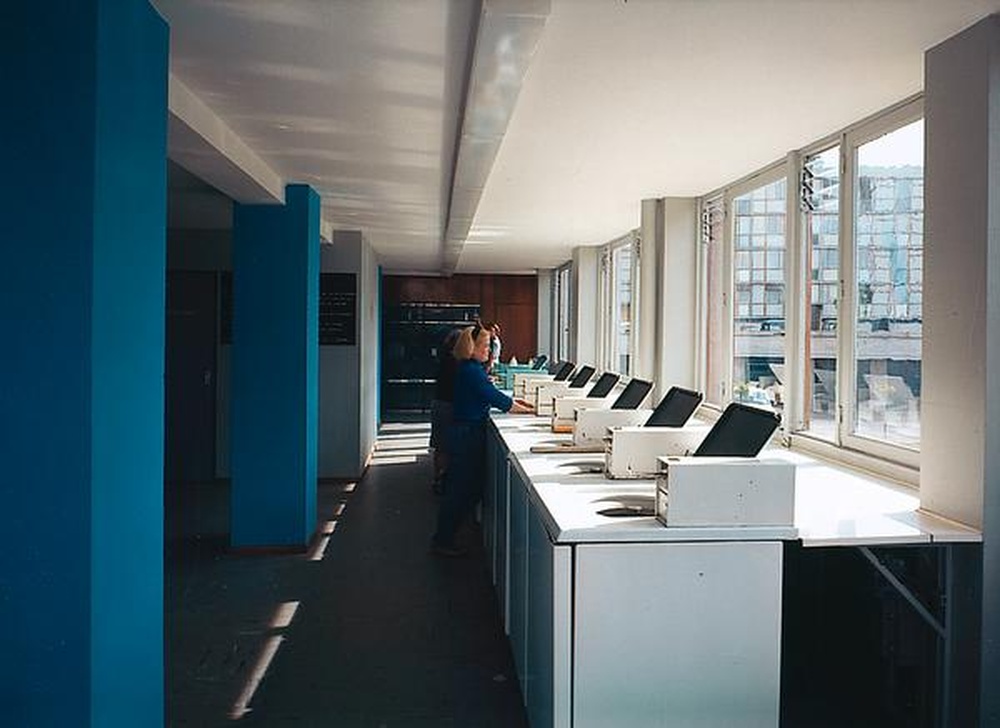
[165,271,218,482]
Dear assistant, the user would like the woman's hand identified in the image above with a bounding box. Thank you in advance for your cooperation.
[509,398,535,415]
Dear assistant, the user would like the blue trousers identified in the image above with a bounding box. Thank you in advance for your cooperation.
[432,421,487,548]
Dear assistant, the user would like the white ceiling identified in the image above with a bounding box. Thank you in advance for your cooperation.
[156,0,476,271]
[157,0,1000,274]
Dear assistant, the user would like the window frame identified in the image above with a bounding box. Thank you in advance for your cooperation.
[597,244,611,370]
[790,137,842,441]
[553,262,573,362]
[603,232,638,375]
[697,94,923,479]
[837,99,923,468]
[605,236,638,376]
[696,195,726,405]
[700,160,788,410]
[727,166,791,414]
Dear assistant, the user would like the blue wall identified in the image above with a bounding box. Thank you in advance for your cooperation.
[0,2,168,725]
[231,185,320,547]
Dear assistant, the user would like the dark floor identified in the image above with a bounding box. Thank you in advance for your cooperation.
[165,419,527,728]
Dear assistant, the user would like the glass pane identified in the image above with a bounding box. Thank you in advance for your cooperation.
[704,199,726,403]
[612,245,633,373]
[853,119,922,447]
[802,146,839,440]
[732,178,786,411]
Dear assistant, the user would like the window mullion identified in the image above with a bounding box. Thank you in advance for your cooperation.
[838,134,856,448]
[721,195,734,404]
[784,150,805,437]
[630,232,641,377]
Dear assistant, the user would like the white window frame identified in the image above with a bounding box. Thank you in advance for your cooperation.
[597,245,611,370]
[628,231,642,376]
[787,136,841,438]
[700,161,788,410]
[837,98,923,469]
[696,94,923,479]
[696,195,726,405]
[553,262,573,362]
[603,232,638,375]
[727,164,791,414]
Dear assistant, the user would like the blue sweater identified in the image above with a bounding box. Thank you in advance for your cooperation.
[452,359,513,422]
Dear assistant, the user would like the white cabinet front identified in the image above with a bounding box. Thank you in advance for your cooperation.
[573,541,783,728]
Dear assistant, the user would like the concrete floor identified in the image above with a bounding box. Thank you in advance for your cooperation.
[165,420,527,727]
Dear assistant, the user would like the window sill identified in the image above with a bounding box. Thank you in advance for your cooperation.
[698,403,920,488]
[786,431,919,489]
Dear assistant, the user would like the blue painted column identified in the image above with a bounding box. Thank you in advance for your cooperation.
[0,2,168,727]
[231,185,320,547]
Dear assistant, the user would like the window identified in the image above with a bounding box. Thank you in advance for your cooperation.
[698,98,922,470]
[849,118,923,450]
[801,145,840,441]
[610,240,634,373]
[731,177,786,411]
[702,197,726,404]
[555,263,572,361]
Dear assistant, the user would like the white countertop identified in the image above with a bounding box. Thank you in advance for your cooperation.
[490,412,981,547]
[494,414,798,543]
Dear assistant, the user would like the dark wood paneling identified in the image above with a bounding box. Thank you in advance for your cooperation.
[480,276,496,318]
[494,303,536,364]
[494,275,536,304]
[384,274,539,362]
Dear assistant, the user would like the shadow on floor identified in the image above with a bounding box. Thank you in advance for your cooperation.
[165,420,526,727]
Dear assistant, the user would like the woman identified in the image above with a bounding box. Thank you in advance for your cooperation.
[431,324,533,557]
[429,327,460,494]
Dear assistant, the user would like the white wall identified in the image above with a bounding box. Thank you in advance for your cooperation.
[924,23,1000,720]
[635,199,698,398]
[636,201,660,383]
[659,198,698,393]
[571,246,599,366]
[319,230,379,479]
[922,17,1000,529]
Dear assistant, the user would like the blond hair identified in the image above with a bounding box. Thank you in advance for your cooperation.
[452,324,490,360]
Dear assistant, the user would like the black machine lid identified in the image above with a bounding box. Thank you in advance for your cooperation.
[553,361,575,381]
[693,402,781,457]
[586,372,620,398]
[610,379,654,410]
[567,365,595,388]
[643,386,703,426]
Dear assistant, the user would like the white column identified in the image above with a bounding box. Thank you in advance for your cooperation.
[571,246,600,365]
[319,230,379,479]
[924,16,1000,724]
[636,200,661,383]
[659,199,699,395]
